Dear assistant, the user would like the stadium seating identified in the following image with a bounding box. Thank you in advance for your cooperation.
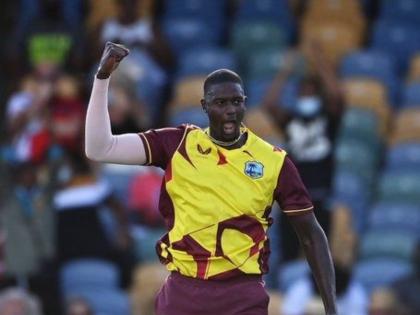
[243,108,283,142]
[342,79,391,135]
[235,0,294,36]
[386,142,420,171]
[162,18,219,57]
[176,48,238,79]
[230,21,288,66]
[169,107,208,128]
[245,49,306,81]
[340,50,399,105]
[379,0,420,24]
[407,53,420,81]
[70,289,131,315]
[60,259,119,294]
[245,77,299,110]
[401,82,420,107]
[334,138,379,183]
[368,203,420,236]
[162,0,225,39]
[303,0,366,37]
[340,107,380,139]
[300,20,363,68]
[389,108,420,145]
[371,20,420,72]
[377,171,420,204]
[169,75,205,111]
[354,259,413,292]
[359,229,417,261]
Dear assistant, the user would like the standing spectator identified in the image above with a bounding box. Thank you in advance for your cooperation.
[48,74,86,153]
[53,152,134,287]
[263,43,344,263]
[0,162,54,280]
[5,75,53,164]
[99,0,172,68]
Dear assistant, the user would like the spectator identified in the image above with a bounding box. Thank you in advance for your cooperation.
[48,74,86,152]
[100,0,172,68]
[0,288,42,315]
[263,43,344,263]
[0,162,54,279]
[65,297,94,315]
[5,75,53,164]
[53,151,135,287]
[109,83,151,133]
[9,0,85,77]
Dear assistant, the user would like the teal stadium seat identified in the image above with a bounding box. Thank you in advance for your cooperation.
[377,171,420,204]
[335,139,379,183]
[337,107,381,150]
[354,258,413,292]
[360,229,417,261]
[246,49,306,80]
[230,21,288,67]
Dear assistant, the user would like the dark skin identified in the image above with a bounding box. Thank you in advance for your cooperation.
[97,42,337,315]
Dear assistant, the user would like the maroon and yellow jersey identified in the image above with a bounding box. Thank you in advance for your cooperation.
[139,125,313,280]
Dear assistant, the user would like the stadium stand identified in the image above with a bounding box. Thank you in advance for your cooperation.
[1,1,420,314]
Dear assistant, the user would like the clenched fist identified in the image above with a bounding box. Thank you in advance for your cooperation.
[96,42,130,79]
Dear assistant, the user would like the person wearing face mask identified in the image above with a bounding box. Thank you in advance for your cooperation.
[263,44,344,266]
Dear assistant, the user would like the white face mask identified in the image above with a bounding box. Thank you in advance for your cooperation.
[295,96,321,118]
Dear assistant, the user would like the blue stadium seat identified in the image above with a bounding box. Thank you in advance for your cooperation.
[68,289,130,315]
[340,50,399,105]
[235,0,294,36]
[245,77,299,109]
[162,0,226,37]
[368,202,420,236]
[169,108,208,128]
[162,18,219,57]
[245,49,306,81]
[359,229,417,261]
[230,21,289,65]
[371,20,420,73]
[177,48,238,79]
[386,142,420,171]
[377,171,420,204]
[354,258,413,292]
[380,0,420,24]
[338,108,380,146]
[334,139,379,184]
[401,82,420,108]
[61,259,119,294]
[277,259,310,292]
[331,170,370,231]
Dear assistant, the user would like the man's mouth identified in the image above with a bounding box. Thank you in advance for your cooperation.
[223,121,236,134]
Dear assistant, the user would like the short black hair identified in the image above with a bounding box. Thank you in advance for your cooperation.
[203,69,244,96]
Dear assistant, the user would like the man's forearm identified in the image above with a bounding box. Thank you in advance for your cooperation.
[301,223,337,315]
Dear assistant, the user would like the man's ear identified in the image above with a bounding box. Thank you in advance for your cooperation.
[200,99,207,113]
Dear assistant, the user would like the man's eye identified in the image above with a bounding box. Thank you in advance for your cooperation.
[233,99,243,105]
[216,100,224,106]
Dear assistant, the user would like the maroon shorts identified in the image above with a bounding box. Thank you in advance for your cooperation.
[155,272,269,315]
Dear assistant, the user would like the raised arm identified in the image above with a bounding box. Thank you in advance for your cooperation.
[288,212,337,315]
[85,42,147,164]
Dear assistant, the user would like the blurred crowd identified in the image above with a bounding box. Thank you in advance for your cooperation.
[0,0,419,315]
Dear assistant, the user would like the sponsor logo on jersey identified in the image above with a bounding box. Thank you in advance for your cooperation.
[244,161,264,179]
[197,144,211,155]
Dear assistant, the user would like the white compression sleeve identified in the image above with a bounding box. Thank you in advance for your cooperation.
[85,77,147,165]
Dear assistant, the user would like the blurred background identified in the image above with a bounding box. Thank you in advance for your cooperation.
[0,0,419,314]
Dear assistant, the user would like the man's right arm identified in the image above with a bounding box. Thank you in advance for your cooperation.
[85,42,147,165]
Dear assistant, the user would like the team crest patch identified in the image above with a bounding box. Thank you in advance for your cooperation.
[244,161,264,179]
